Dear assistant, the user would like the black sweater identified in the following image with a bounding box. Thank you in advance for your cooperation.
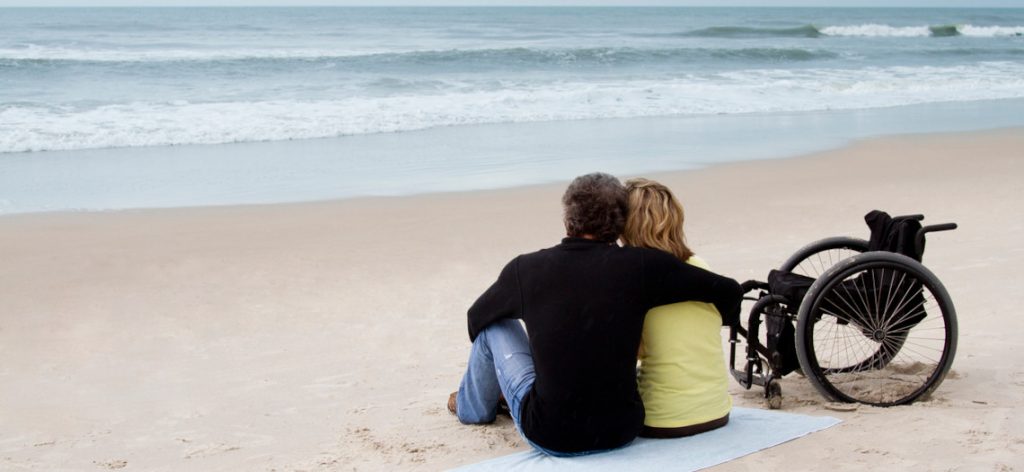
[467,237,743,453]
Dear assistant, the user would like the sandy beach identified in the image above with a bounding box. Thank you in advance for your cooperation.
[1,128,1022,471]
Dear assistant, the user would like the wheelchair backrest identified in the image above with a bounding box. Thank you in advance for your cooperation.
[864,210,924,261]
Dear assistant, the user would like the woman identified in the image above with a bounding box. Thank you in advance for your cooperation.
[621,178,731,438]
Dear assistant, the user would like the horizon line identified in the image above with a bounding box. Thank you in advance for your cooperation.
[1,4,1021,7]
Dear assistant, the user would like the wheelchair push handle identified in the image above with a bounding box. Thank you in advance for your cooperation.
[921,222,958,234]
[892,214,957,234]
[915,222,958,259]
[894,214,925,221]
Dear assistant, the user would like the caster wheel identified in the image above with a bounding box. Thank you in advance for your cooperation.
[766,382,783,410]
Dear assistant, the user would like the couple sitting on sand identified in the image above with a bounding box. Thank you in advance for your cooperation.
[448,172,744,456]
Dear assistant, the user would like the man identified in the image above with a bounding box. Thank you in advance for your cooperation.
[449,172,742,456]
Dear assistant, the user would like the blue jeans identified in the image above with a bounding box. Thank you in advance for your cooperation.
[457,319,611,458]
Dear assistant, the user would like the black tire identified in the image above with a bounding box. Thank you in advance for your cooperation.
[780,236,869,278]
[795,252,958,406]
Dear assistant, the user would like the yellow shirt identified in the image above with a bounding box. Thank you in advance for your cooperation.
[637,255,732,428]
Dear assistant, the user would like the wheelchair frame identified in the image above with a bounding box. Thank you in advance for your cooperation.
[728,214,958,408]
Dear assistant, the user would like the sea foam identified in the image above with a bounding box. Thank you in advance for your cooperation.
[4,61,1023,154]
[820,23,1024,37]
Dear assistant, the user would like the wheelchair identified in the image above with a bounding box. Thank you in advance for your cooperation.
[729,210,958,408]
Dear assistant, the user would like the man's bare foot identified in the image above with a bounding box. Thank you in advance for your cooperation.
[447,391,458,415]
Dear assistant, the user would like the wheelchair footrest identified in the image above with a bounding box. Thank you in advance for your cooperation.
[731,368,769,389]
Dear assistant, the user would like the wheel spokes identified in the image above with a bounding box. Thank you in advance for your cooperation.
[805,261,952,405]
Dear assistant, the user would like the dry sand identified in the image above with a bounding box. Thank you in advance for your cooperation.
[1,128,1022,471]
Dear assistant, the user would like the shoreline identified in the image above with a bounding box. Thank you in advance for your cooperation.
[3,98,1024,216]
[0,124,1019,220]
[1,127,1022,470]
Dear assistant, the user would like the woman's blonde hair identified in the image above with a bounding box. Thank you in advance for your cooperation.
[621,178,694,262]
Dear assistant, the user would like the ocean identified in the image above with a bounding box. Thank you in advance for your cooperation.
[1,7,1023,213]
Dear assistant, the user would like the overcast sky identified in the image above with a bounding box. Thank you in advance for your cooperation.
[1,0,1022,7]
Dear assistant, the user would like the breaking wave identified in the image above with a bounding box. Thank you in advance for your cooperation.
[675,23,1024,38]
[4,61,1024,154]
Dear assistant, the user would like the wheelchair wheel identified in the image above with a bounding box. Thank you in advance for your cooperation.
[795,252,957,406]
[780,236,869,278]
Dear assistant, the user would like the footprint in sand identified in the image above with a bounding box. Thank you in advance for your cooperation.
[960,429,993,452]
[344,425,452,465]
[183,443,240,459]
[92,459,127,470]
[1011,371,1024,387]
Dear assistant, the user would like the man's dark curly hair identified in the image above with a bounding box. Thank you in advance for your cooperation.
[562,172,628,243]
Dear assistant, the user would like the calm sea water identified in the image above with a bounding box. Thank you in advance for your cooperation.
[2,7,1023,154]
